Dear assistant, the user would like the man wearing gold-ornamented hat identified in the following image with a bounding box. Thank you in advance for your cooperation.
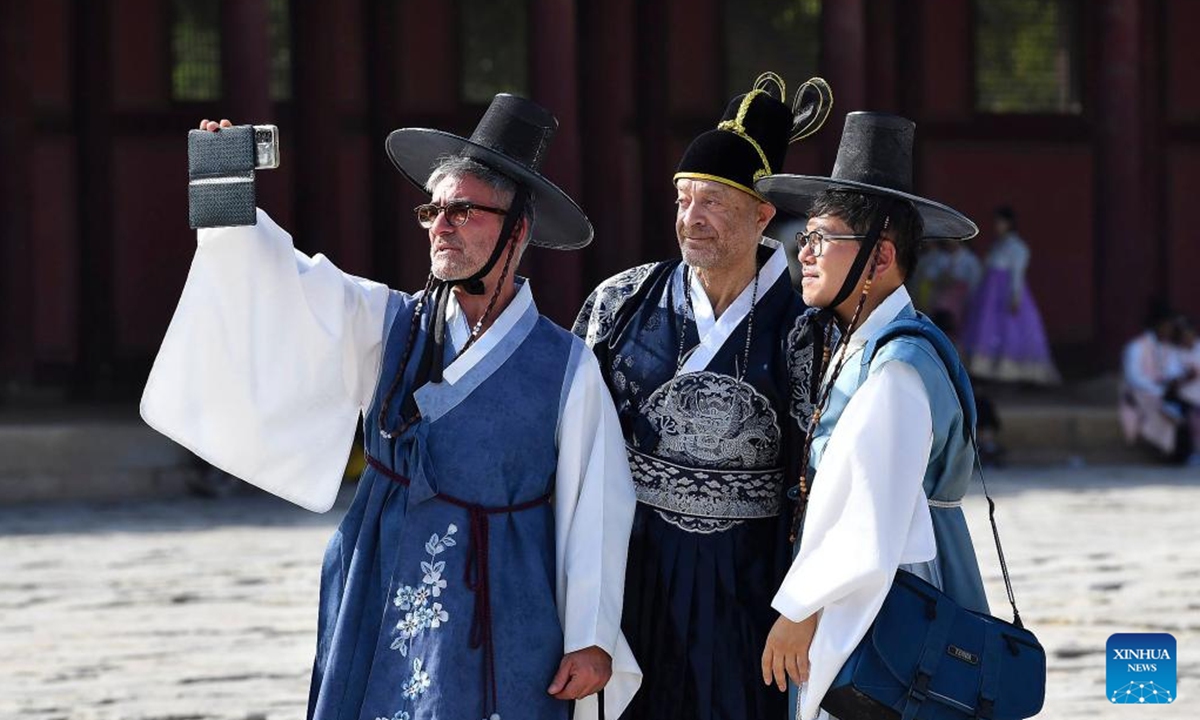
[573,73,832,720]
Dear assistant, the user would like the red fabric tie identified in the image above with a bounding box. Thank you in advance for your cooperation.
[366,453,551,718]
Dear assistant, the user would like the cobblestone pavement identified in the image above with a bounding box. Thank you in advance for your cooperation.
[1,465,1196,719]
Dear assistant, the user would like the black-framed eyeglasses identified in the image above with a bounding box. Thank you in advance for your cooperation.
[414,201,508,229]
[796,229,868,258]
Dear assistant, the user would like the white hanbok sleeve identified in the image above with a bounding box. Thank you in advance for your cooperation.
[140,209,392,512]
[1123,336,1164,397]
[772,361,935,720]
[553,347,642,720]
[1181,343,1200,406]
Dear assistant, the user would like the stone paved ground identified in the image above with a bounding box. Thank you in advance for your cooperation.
[1,465,1196,719]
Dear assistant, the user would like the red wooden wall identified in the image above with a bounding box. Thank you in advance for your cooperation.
[1,0,1197,399]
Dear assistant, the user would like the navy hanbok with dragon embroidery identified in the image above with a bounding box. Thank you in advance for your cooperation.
[574,240,814,720]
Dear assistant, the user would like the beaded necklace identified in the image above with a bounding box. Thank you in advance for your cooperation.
[788,241,883,543]
[675,258,761,383]
[377,237,520,440]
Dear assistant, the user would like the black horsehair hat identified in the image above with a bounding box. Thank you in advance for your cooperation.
[385,94,591,250]
[675,72,833,200]
[755,112,978,240]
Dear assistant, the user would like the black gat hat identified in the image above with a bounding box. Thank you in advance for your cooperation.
[386,94,592,250]
[755,112,978,240]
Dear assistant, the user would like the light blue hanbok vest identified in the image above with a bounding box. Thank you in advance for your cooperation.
[808,303,989,614]
[307,288,584,720]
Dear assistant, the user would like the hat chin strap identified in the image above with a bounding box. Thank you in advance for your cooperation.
[378,187,529,438]
[819,196,898,321]
[790,201,898,541]
[803,197,898,402]
[425,186,529,384]
[446,186,529,296]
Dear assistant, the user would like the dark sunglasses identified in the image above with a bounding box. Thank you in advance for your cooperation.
[413,201,508,229]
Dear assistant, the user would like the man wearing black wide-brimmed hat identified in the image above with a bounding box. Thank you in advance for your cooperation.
[754,112,990,720]
[572,73,832,720]
[142,98,641,720]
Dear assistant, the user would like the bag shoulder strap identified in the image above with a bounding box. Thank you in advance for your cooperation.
[972,440,1024,628]
[869,317,1025,628]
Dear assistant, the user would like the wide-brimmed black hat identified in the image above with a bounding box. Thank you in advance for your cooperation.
[675,73,833,200]
[755,112,978,240]
[385,94,592,250]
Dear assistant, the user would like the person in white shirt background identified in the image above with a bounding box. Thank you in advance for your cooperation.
[1120,303,1200,465]
[1175,317,1200,409]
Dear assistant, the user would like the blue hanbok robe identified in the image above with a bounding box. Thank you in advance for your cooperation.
[141,210,641,720]
[574,240,812,720]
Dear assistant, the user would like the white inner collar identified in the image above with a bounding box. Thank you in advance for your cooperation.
[821,284,912,384]
[443,278,535,384]
[678,237,787,376]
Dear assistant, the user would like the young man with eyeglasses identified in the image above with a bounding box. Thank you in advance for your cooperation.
[572,74,832,720]
[142,97,640,720]
[754,112,990,720]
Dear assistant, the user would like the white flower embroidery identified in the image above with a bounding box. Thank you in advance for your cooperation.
[389,523,458,671]
[430,602,449,628]
[403,657,432,699]
[396,612,422,638]
[393,585,416,610]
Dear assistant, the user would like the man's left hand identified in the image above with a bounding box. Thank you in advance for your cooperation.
[547,645,612,700]
[762,613,818,691]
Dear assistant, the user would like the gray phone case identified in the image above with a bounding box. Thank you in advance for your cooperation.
[188,125,257,229]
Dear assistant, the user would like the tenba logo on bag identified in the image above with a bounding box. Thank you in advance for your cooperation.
[1106,633,1176,705]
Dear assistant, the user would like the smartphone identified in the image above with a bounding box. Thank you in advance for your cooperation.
[253,125,280,169]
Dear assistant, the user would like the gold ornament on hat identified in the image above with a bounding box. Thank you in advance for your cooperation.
[714,73,834,182]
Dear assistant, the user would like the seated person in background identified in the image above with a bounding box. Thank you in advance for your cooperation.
[1171,317,1200,464]
[1120,303,1197,463]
